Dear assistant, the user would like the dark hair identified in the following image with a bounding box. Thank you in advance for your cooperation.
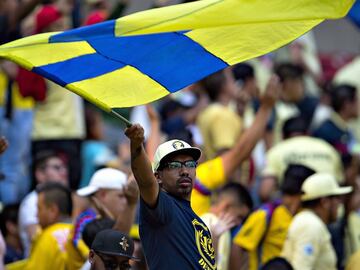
[274,63,304,82]
[232,63,255,83]
[261,257,294,270]
[341,153,354,170]
[200,70,226,101]
[281,164,315,195]
[282,116,308,139]
[0,204,20,237]
[33,150,61,171]
[82,218,115,248]
[218,183,254,210]
[37,182,72,216]
[330,84,357,112]
[302,198,321,209]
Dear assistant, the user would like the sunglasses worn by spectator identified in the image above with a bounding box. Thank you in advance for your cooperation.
[162,160,197,170]
[96,252,131,270]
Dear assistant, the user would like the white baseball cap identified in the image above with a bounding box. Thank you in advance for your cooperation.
[301,173,352,201]
[152,139,201,172]
[77,168,127,197]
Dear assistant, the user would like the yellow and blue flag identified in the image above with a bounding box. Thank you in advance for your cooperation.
[0,0,355,113]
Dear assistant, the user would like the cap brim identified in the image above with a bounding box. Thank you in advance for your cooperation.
[302,186,353,201]
[98,250,140,261]
[76,186,98,197]
[332,186,353,196]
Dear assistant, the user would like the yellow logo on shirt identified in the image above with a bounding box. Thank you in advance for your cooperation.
[192,219,216,270]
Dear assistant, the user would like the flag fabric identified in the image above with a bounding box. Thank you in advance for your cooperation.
[348,0,360,28]
[0,0,355,112]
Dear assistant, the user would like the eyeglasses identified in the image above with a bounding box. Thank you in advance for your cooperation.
[43,164,66,171]
[96,252,131,270]
[162,160,197,170]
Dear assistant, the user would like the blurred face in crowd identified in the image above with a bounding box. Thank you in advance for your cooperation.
[223,68,241,99]
[36,157,68,186]
[95,189,128,218]
[281,78,304,103]
[89,251,131,270]
[346,96,359,119]
[37,192,57,229]
[323,196,342,224]
[155,154,197,201]
[212,192,247,222]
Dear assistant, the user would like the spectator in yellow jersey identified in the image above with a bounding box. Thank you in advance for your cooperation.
[192,75,280,216]
[197,68,243,160]
[232,164,315,270]
[89,229,138,270]
[18,150,69,257]
[25,182,73,270]
[282,173,353,270]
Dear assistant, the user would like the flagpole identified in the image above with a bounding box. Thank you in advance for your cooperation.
[110,109,132,128]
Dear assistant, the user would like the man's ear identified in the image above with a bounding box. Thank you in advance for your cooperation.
[89,250,95,264]
[49,203,60,220]
[154,172,162,185]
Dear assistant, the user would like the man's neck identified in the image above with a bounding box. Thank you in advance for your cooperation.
[310,206,329,224]
[217,93,231,106]
[282,195,300,216]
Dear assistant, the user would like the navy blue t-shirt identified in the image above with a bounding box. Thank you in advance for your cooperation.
[140,190,217,270]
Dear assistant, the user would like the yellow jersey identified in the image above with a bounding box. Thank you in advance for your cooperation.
[25,223,72,270]
[233,203,292,270]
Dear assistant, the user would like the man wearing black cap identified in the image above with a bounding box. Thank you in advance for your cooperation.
[89,229,137,270]
[125,126,216,270]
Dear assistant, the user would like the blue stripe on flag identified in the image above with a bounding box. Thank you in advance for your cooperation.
[348,0,360,28]
[49,23,227,91]
[88,31,228,92]
[49,20,116,43]
[33,53,126,86]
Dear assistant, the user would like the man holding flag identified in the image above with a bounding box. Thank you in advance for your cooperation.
[125,122,217,270]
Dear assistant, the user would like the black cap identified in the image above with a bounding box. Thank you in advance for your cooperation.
[281,164,315,195]
[91,229,138,260]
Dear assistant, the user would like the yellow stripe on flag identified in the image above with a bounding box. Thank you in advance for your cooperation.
[185,19,322,65]
[0,32,95,70]
[67,66,170,110]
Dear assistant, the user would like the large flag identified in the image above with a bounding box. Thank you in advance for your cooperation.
[0,0,355,114]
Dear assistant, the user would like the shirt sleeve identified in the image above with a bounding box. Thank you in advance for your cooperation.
[263,147,282,180]
[196,157,226,190]
[191,157,226,216]
[19,193,38,227]
[233,210,267,251]
[140,191,174,226]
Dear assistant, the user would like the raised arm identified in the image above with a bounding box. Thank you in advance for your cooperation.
[125,124,159,207]
[221,75,280,178]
